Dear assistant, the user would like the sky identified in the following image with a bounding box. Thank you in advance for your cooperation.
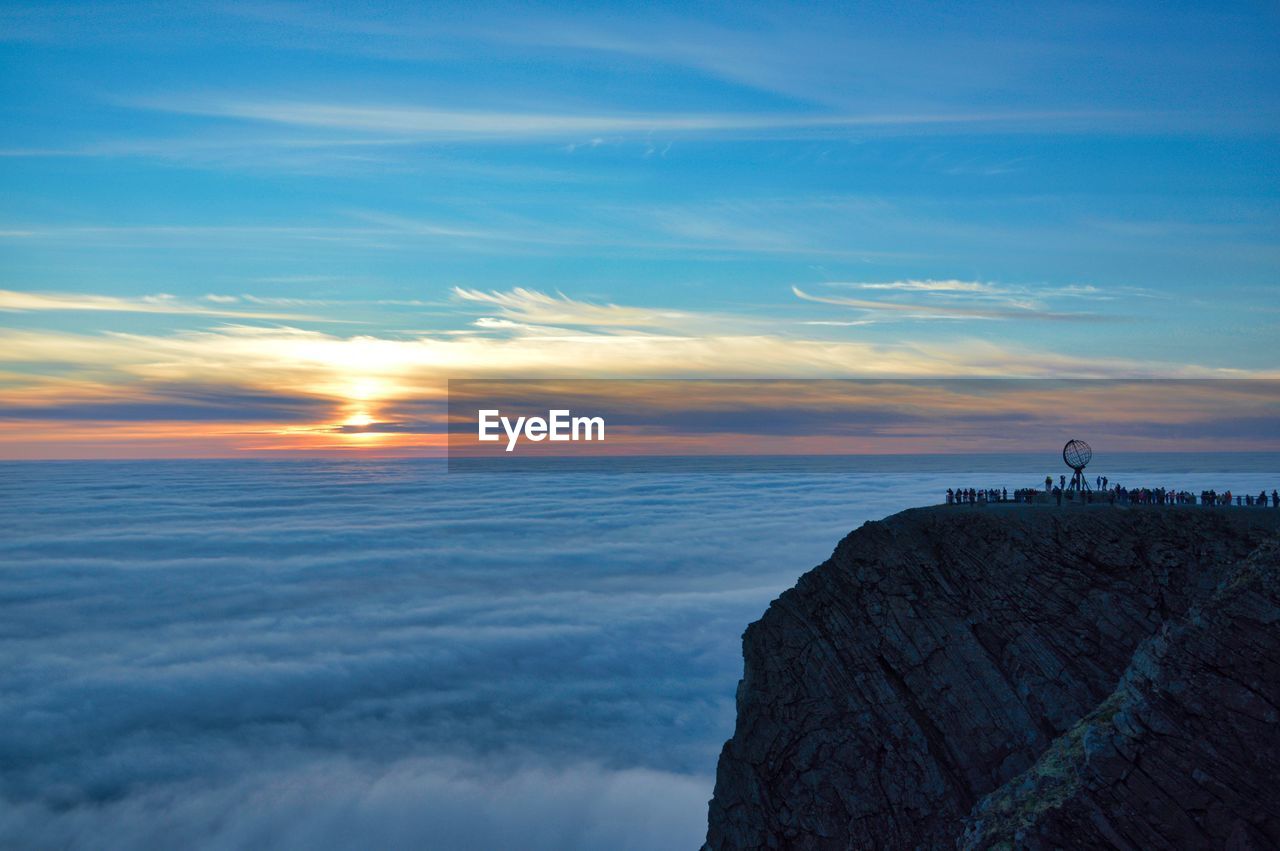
[1,0,1278,457]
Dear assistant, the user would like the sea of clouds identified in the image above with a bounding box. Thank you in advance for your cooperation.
[1,459,1276,849]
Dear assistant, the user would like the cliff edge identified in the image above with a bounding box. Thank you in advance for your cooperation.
[704,504,1280,850]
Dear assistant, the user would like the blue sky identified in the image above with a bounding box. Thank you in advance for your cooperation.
[1,0,1278,455]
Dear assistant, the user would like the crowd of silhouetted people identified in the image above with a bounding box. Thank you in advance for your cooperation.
[946,487,1039,504]
[1200,488,1279,507]
[946,482,1279,507]
[1111,486,1197,505]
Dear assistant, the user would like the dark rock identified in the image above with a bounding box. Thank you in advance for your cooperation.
[703,505,1280,850]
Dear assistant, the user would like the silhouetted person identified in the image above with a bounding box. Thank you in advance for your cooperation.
[1054,485,1063,506]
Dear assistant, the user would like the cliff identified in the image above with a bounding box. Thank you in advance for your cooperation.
[704,504,1280,850]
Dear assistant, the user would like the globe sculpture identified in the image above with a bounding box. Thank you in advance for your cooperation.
[1063,439,1092,491]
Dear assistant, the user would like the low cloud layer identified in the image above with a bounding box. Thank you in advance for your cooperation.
[0,462,951,848]
[1,758,709,851]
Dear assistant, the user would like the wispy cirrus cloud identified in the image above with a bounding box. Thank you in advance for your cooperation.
[791,283,1111,322]
[0,210,893,260]
[838,280,1002,294]
[0,285,1266,458]
[452,287,696,330]
[200,294,331,308]
[0,287,1242,398]
[822,279,1160,302]
[0,289,349,322]
[133,97,1132,141]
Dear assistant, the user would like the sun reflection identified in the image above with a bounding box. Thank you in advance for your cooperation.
[340,406,384,442]
[334,376,387,441]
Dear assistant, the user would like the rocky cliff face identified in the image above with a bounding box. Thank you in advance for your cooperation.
[704,505,1280,850]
